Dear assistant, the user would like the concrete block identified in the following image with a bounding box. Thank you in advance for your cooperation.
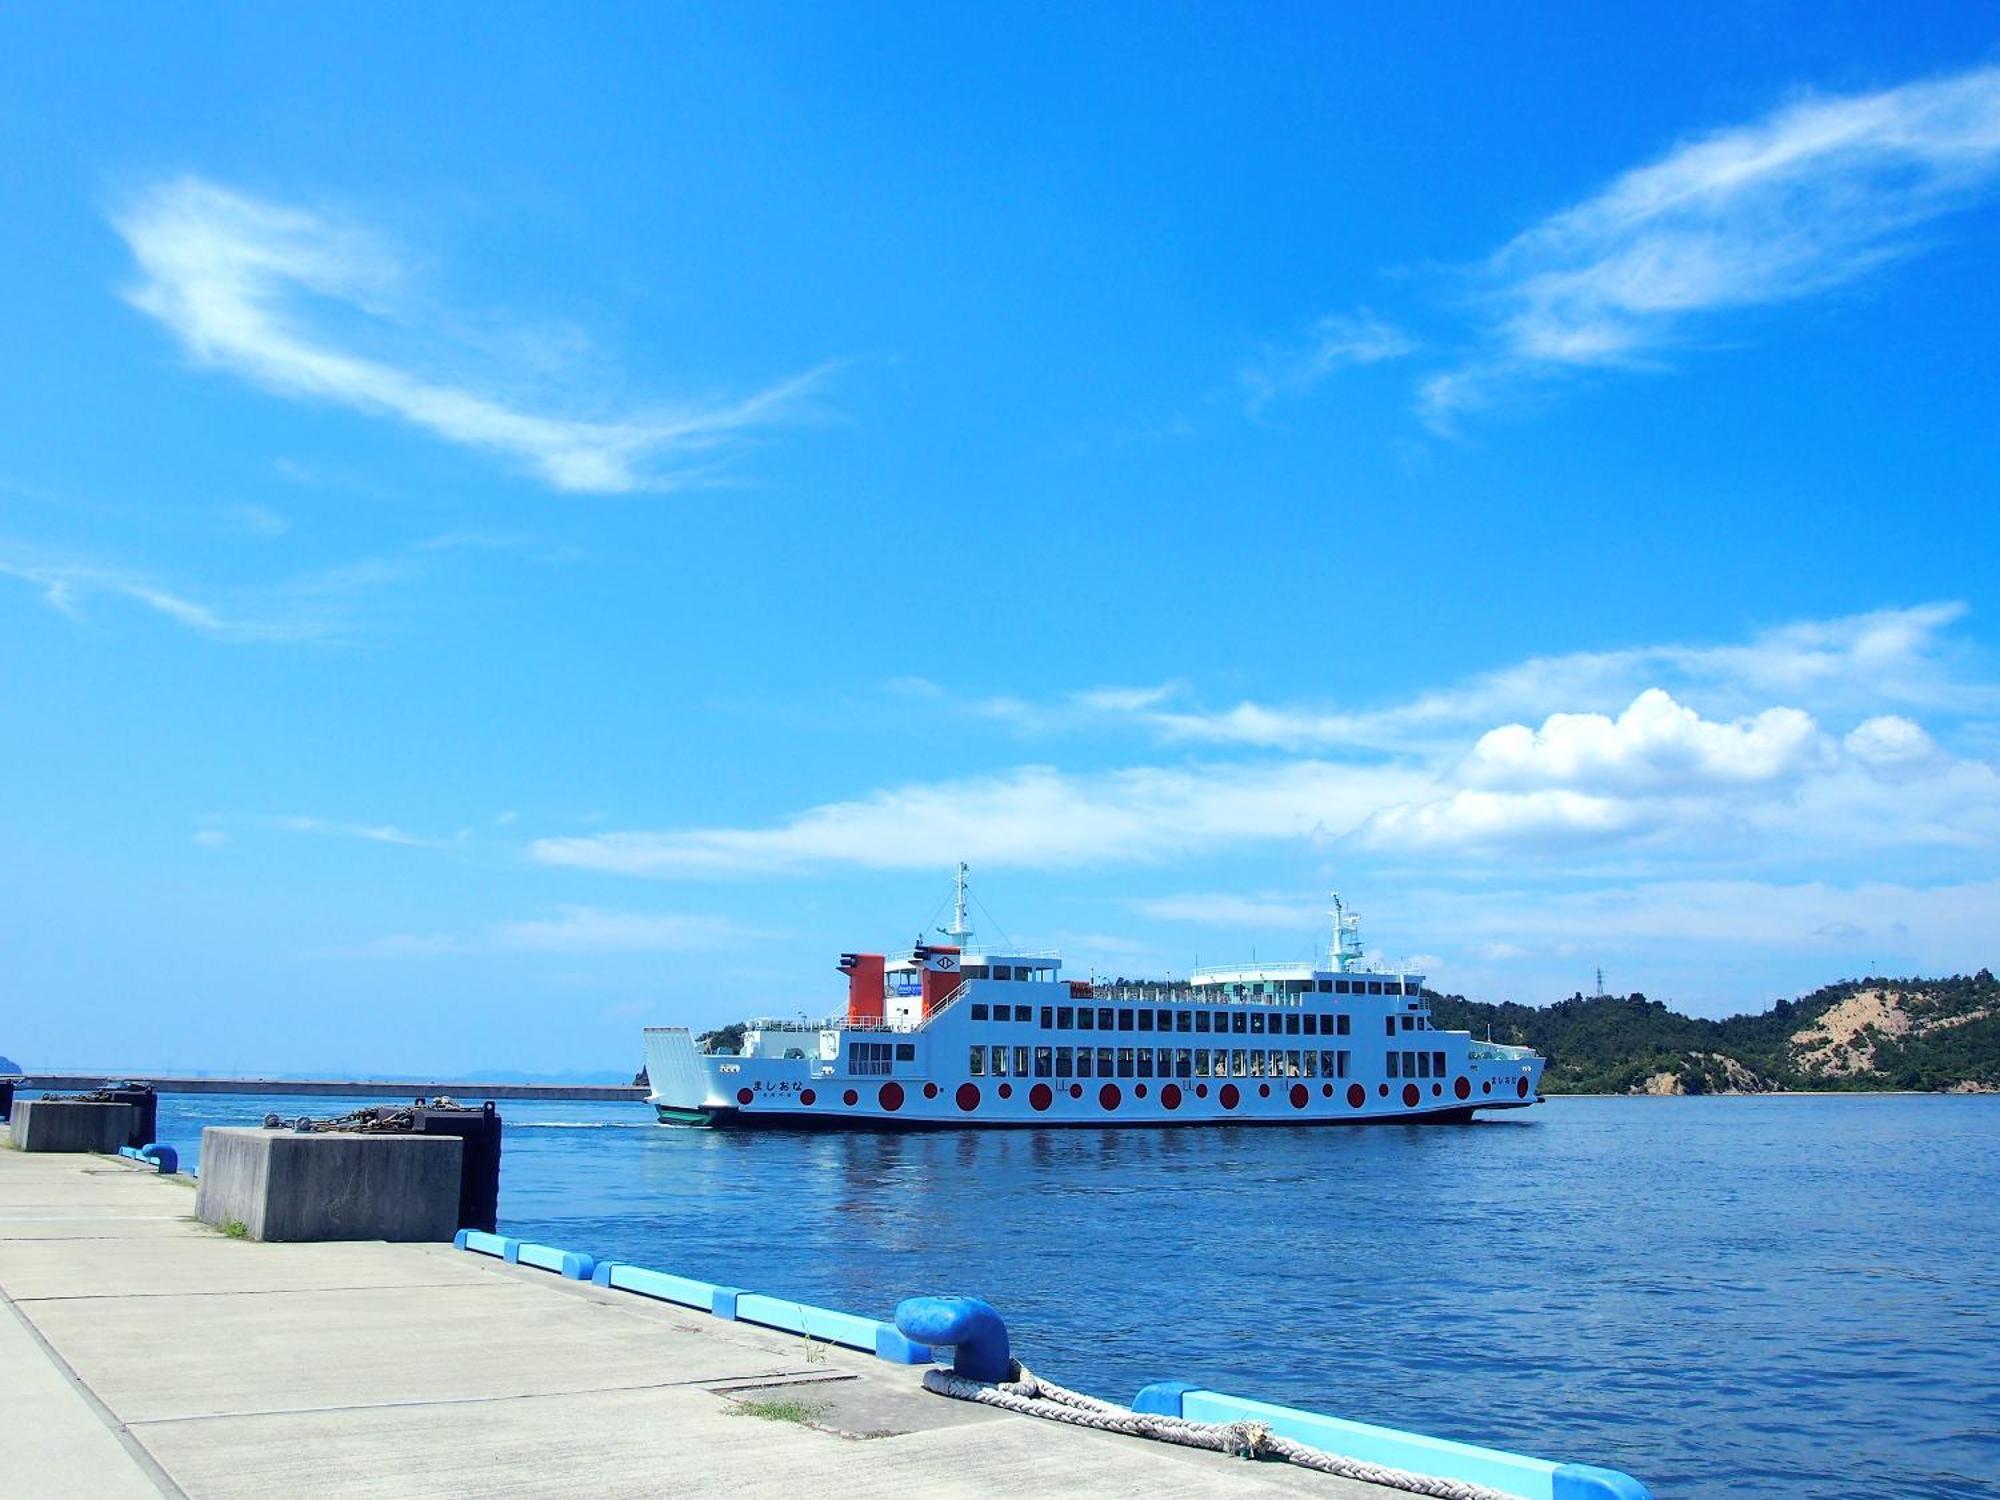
[194,1127,463,1242]
[8,1099,137,1153]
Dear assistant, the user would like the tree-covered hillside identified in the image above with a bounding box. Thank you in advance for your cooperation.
[1426,972,1999,1093]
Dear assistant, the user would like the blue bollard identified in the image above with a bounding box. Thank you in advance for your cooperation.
[893,1296,1012,1383]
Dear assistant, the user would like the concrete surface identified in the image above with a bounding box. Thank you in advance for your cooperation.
[0,1126,1403,1499]
[194,1127,461,1242]
[9,1099,138,1153]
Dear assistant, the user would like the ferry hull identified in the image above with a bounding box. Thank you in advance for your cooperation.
[660,1099,1524,1130]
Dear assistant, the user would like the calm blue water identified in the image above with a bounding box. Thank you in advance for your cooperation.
[133,1092,1998,1498]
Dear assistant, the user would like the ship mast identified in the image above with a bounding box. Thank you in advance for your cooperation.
[1328,892,1363,973]
[939,861,975,950]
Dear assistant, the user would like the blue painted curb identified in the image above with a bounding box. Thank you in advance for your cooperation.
[503,1239,596,1280]
[117,1144,178,1174]
[1130,1385,1652,1500]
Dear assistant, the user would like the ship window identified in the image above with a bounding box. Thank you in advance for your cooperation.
[1176,1048,1192,1078]
[1077,1008,1094,1031]
[895,1044,915,1062]
[1434,1051,1446,1077]
[989,1004,1008,1022]
[848,1042,894,1076]
[1136,1050,1154,1077]
[1232,1011,1248,1034]
[1137,1009,1154,1032]
[1118,1008,1134,1031]
[1249,1012,1266,1035]
[1117,1048,1135,1078]
[971,1004,989,1021]
[1416,1051,1430,1078]
[1318,1050,1335,1077]
[1338,1015,1351,1036]
[1055,1047,1073,1078]
[1285,1014,1301,1035]
[1302,1050,1318,1077]
[1074,1049,1092,1078]
[995,965,1013,980]
[1057,1005,1074,1029]
[1302,1014,1318,1036]
[1335,980,1350,994]
[1337,1051,1350,1078]
[1098,1007,1114,1030]
[1230,1049,1247,1077]
[1194,1049,1210,1077]
[1041,1006,1054,1029]
[1370,981,1385,995]
[1317,980,1332,993]
[969,1047,985,1076]
[1034,1047,1053,1078]
[1157,1009,1173,1031]
[1387,1052,1399,1078]
[1014,1047,1030,1076]
[1195,1011,1212,1033]
[990,1046,1009,1076]
[1175,1009,1192,1032]
[1402,1015,1415,1031]
[1097,1047,1114,1077]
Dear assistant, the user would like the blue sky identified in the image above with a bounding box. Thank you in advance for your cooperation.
[4,4,1999,1075]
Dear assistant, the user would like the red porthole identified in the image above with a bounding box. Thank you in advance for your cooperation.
[1432,1083,1443,1097]
[1347,1084,1366,1108]
[800,1089,816,1107]
[1321,1083,1334,1099]
[843,1089,859,1107]
[1258,1083,1271,1099]
[1135,1083,1148,1099]
[1099,1083,1122,1110]
[923,1082,939,1099]
[1195,1083,1209,1098]
[879,1082,905,1112]
[1160,1083,1182,1110]
[736,1088,754,1106]
[1030,1083,1053,1112]
[998,1082,1013,1100]
[956,1082,980,1112]
[1517,1076,1530,1098]
[1378,1083,1389,1097]
[1402,1083,1420,1108]
[1219,1083,1240,1110]
[1289,1084,1308,1109]
[1069,1083,1083,1099]
[1454,1076,1471,1100]
[1483,1080,1492,1093]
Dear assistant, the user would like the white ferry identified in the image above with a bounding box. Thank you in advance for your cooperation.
[643,866,1544,1128]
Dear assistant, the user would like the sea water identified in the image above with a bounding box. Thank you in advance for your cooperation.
[141,1092,1998,1498]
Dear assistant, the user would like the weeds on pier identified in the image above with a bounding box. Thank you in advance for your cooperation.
[730,1396,830,1426]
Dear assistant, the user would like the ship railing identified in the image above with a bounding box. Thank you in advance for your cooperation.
[1468,1040,1539,1061]
[743,1016,918,1035]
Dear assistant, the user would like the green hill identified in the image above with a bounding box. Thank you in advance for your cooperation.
[1426,971,2000,1094]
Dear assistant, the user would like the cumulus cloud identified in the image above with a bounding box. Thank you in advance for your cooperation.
[1461,690,1831,794]
[1843,714,1941,776]
[113,177,830,493]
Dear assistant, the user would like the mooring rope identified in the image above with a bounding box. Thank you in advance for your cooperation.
[923,1363,1517,1500]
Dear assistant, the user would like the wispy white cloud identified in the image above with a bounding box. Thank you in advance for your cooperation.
[1073,603,1981,752]
[352,905,753,957]
[0,548,403,643]
[531,760,1436,877]
[276,815,463,849]
[1241,310,1417,412]
[113,177,832,493]
[192,829,229,848]
[1424,66,2000,423]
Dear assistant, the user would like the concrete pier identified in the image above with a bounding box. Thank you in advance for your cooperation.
[0,1130,1402,1498]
